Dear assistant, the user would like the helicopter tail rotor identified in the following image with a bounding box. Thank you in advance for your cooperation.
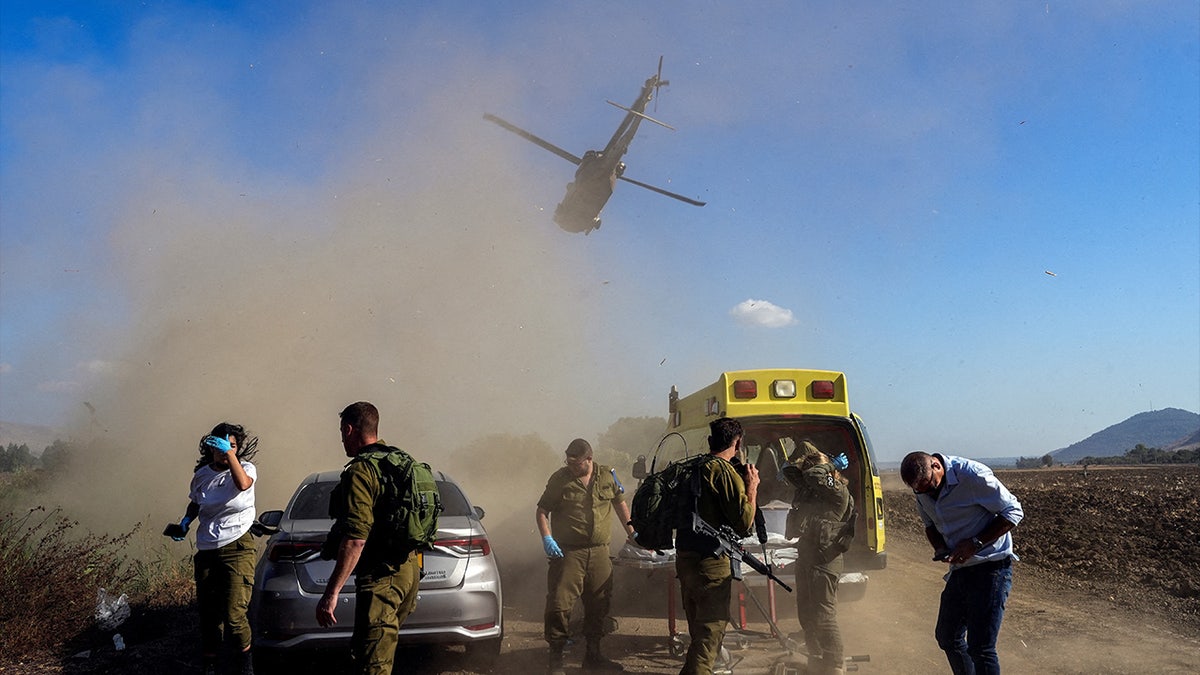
[653,55,669,112]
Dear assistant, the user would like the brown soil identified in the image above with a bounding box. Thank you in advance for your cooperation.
[14,465,1200,674]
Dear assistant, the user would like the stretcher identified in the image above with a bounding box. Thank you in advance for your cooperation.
[611,552,687,654]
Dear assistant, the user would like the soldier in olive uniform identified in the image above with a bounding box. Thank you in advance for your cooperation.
[536,438,634,674]
[674,417,759,675]
[780,441,853,675]
[316,402,423,675]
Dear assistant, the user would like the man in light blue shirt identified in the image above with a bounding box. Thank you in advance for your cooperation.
[901,452,1023,675]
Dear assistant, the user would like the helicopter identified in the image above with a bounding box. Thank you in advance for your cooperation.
[483,57,705,234]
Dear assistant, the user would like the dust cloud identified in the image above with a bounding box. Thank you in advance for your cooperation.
[34,52,640,567]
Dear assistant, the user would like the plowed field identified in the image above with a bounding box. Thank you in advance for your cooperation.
[883,464,1200,631]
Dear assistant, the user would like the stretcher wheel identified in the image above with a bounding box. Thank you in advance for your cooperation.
[669,634,687,656]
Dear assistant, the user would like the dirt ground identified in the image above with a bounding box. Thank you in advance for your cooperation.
[19,465,1200,674]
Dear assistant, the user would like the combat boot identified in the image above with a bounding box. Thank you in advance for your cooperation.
[582,639,624,671]
[239,649,255,675]
[547,642,566,675]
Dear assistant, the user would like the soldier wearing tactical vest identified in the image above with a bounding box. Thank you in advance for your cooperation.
[536,438,634,674]
[780,441,853,675]
[317,402,424,675]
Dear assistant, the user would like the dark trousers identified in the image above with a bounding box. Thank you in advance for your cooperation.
[544,544,613,644]
[193,531,256,654]
[935,558,1014,675]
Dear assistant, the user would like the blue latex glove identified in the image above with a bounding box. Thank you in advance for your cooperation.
[542,535,564,558]
[831,453,849,471]
[610,468,625,494]
[203,435,232,453]
[172,516,193,542]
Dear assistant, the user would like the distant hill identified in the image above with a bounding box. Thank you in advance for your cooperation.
[0,421,65,456]
[1050,408,1200,463]
[1166,427,1200,452]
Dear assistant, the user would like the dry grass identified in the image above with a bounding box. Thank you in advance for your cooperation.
[0,505,195,670]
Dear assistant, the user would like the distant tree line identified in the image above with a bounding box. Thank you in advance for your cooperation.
[1076,443,1199,466]
[0,440,73,473]
[1014,453,1056,469]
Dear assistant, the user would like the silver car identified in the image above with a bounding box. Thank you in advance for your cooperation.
[249,469,503,660]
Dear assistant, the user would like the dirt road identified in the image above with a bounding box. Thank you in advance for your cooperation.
[357,533,1197,675]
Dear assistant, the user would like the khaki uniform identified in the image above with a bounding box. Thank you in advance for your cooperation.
[329,442,421,675]
[536,463,624,645]
[781,461,850,673]
[193,530,256,653]
[674,456,754,675]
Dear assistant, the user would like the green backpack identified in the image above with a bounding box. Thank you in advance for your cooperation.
[358,446,441,553]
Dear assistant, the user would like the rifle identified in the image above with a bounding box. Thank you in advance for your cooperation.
[692,512,793,593]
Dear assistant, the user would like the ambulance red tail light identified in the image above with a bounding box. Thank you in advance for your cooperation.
[733,380,758,399]
[812,380,835,399]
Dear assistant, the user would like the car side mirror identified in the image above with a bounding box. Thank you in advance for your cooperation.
[474,505,486,521]
[631,454,647,480]
[259,510,283,528]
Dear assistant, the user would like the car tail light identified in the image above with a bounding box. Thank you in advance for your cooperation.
[811,380,835,399]
[267,541,322,562]
[435,536,491,557]
[732,380,757,399]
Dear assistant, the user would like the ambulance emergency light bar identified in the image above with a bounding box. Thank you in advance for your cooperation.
[731,378,835,400]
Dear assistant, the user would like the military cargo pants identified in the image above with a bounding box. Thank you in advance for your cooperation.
[352,554,421,675]
[544,544,613,644]
[676,552,733,675]
[795,554,844,672]
[193,530,256,654]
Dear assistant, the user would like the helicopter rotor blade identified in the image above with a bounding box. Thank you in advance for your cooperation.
[605,100,675,130]
[483,113,582,165]
[618,174,706,206]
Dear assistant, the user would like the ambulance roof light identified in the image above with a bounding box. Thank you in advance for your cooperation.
[772,380,797,399]
[732,380,757,399]
[812,380,835,399]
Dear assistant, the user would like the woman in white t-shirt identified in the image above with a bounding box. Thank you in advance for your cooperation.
[166,422,259,675]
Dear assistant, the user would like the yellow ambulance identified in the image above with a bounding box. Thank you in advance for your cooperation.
[657,368,886,570]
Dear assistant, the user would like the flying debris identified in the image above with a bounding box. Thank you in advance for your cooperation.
[484,57,704,235]
[1045,270,1057,277]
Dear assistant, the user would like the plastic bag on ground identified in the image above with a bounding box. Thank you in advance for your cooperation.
[95,587,130,631]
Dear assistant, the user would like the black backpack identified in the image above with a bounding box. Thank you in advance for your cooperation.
[629,453,713,552]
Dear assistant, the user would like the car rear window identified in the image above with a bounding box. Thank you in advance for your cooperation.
[288,479,474,520]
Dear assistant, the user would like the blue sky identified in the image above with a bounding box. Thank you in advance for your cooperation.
[2,1,1197,469]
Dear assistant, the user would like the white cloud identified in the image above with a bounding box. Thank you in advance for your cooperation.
[77,359,118,376]
[730,299,797,328]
